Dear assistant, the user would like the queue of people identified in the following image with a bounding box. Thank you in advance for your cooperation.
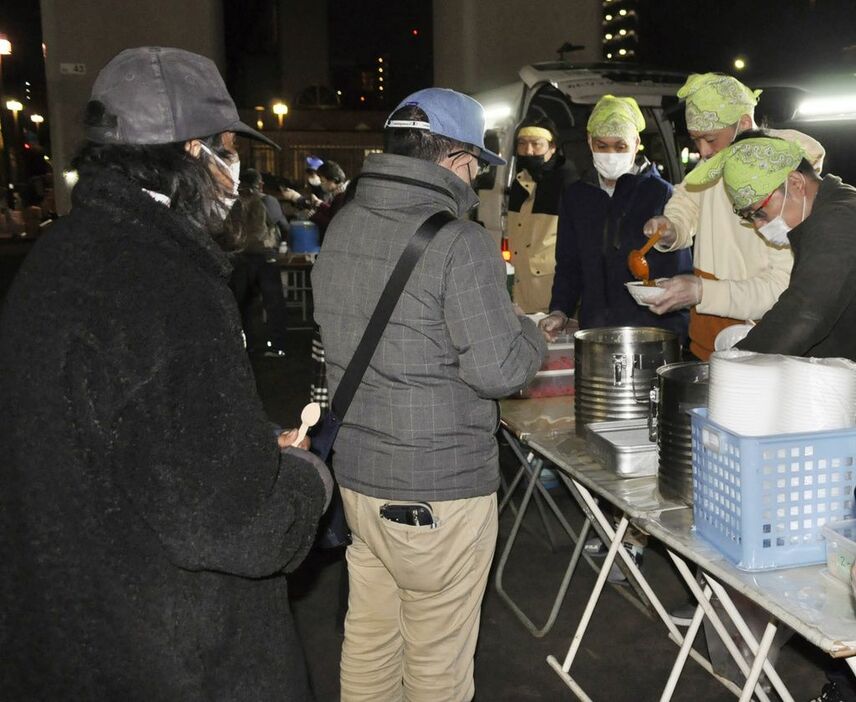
[3,41,856,702]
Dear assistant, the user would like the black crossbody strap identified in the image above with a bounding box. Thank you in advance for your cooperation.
[330,210,455,420]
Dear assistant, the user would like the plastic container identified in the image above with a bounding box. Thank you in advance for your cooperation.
[542,340,574,372]
[822,519,856,584]
[518,369,575,399]
[290,221,321,253]
[691,407,856,571]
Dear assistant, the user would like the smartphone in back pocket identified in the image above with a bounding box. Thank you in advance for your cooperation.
[379,501,437,527]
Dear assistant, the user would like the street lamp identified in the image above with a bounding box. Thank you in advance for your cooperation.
[0,34,12,206]
[30,113,44,141]
[272,101,288,129]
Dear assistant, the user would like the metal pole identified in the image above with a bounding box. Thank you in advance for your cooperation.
[0,53,14,208]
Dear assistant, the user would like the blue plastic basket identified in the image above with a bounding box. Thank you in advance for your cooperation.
[691,408,856,571]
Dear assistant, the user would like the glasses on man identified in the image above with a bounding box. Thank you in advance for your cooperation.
[735,190,776,225]
[516,137,552,155]
[448,150,491,176]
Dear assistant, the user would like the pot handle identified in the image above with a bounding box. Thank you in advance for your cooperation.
[612,354,626,385]
[648,382,660,443]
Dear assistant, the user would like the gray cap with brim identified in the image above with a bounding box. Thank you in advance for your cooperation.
[85,46,278,150]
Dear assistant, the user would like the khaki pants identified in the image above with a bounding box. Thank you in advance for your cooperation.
[339,487,498,702]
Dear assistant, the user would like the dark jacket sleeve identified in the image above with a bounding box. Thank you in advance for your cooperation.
[310,192,347,233]
[75,249,328,578]
[262,193,289,236]
[738,206,856,355]
[549,184,584,316]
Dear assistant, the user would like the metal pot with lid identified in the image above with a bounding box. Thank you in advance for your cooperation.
[649,361,709,505]
[574,326,680,437]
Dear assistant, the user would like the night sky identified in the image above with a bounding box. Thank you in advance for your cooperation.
[637,0,856,79]
[4,1,856,122]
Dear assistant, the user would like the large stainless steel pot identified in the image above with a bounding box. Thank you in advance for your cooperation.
[649,361,709,505]
[574,327,680,437]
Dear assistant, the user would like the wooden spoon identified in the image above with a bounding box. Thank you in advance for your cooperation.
[627,230,663,283]
[292,402,322,447]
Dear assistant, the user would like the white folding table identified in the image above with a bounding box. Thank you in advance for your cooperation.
[528,431,739,702]
[636,508,856,702]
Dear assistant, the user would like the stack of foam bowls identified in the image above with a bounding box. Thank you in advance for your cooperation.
[778,356,856,433]
[708,350,782,435]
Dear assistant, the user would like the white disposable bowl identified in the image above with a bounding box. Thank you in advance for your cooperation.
[625,280,667,307]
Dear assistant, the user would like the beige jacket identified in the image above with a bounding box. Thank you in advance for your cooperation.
[657,128,825,320]
[507,171,559,313]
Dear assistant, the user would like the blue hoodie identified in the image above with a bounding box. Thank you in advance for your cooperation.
[549,159,691,341]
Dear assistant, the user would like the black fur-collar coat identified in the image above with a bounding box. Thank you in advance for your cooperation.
[0,170,326,700]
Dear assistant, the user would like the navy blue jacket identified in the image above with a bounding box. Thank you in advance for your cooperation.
[549,161,691,340]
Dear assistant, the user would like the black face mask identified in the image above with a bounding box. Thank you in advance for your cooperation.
[517,154,556,182]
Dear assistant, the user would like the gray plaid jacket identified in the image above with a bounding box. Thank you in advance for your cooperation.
[312,154,546,501]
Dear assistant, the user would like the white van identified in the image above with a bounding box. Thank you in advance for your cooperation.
[472,62,690,246]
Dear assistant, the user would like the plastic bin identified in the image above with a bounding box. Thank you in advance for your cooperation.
[822,519,856,584]
[518,369,575,399]
[691,407,856,571]
[542,340,574,372]
[290,221,320,253]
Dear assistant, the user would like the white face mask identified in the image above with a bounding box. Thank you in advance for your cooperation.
[758,178,805,247]
[592,151,636,181]
[199,142,240,215]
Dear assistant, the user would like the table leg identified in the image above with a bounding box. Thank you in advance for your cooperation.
[659,584,712,702]
[704,576,794,702]
[499,429,562,550]
[558,513,631,672]
[666,552,775,702]
[562,475,666,615]
[558,473,653,620]
[737,623,778,702]
[494,443,592,638]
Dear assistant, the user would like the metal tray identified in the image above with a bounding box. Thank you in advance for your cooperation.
[584,419,658,477]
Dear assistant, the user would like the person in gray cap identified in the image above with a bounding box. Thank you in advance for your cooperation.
[0,47,332,701]
[313,88,545,701]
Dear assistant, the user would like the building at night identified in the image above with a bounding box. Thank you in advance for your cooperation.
[433,0,602,93]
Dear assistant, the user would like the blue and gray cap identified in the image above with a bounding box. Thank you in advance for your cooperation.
[385,88,506,166]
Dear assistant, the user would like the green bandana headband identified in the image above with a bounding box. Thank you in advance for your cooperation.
[684,137,805,210]
[587,95,645,141]
[677,73,762,132]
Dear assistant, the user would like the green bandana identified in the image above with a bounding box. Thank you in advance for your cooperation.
[677,73,762,132]
[587,95,645,141]
[684,137,805,210]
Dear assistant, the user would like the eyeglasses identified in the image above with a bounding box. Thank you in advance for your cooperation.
[448,150,491,176]
[735,190,776,225]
